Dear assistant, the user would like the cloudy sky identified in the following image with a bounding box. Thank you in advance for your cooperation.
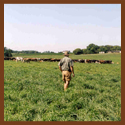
[4,4,121,52]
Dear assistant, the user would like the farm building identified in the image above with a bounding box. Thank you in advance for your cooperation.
[62,50,70,53]
[99,51,105,54]
[108,51,112,53]
[108,50,121,53]
[112,50,121,53]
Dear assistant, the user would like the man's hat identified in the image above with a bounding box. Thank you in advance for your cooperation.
[64,51,69,56]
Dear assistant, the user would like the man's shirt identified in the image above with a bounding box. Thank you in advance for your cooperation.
[58,56,74,72]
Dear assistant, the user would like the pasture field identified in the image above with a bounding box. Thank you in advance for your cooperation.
[4,53,121,121]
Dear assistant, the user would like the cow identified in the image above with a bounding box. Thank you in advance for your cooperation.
[95,60,100,63]
[99,60,112,64]
[15,57,23,62]
[56,59,61,62]
[72,59,78,62]
[91,60,98,63]
[36,58,41,62]
[42,58,51,62]
[29,58,37,62]
[78,59,85,63]
[23,58,30,63]
[99,60,105,64]
[51,58,56,62]
[39,58,44,62]
[12,58,16,61]
[85,59,92,63]
[40,60,43,62]
[8,57,16,60]
[4,57,9,60]
[105,60,112,64]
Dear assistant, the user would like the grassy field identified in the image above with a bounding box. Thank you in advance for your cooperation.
[4,53,121,121]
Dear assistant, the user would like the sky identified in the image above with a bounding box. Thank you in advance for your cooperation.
[4,4,121,53]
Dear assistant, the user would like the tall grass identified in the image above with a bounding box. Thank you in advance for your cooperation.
[4,53,121,121]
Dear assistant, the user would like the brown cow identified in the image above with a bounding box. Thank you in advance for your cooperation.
[95,60,100,63]
[78,59,85,63]
[4,57,16,60]
[99,60,105,64]
[42,58,51,61]
[36,58,42,62]
[51,58,56,62]
[85,59,92,63]
[72,59,78,62]
[9,57,16,60]
[29,58,37,61]
[105,60,112,64]
[23,58,30,63]
[56,59,61,62]
[91,60,98,63]
[4,57,9,60]
[99,60,112,64]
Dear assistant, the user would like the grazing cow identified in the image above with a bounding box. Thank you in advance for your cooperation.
[78,59,85,63]
[16,57,23,62]
[40,60,43,62]
[99,60,105,64]
[4,57,9,60]
[72,59,78,62]
[85,59,92,63]
[7,57,16,60]
[56,59,61,62]
[99,60,112,64]
[42,58,51,62]
[95,60,100,63]
[13,58,16,61]
[51,58,56,62]
[23,58,30,63]
[29,58,37,61]
[91,60,98,63]
[50,58,55,62]
[40,58,44,62]
[105,60,112,64]
[36,58,41,62]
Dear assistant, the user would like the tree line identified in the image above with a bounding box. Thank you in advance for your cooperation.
[4,47,42,57]
[4,47,60,57]
[4,43,121,57]
[73,43,121,55]
[4,47,13,57]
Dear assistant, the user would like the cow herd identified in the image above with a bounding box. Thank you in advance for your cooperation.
[4,57,114,64]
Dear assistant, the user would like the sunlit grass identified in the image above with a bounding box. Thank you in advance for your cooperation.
[4,53,121,121]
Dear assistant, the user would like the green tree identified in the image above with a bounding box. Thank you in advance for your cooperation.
[4,47,7,51]
[99,46,106,52]
[104,45,113,52]
[87,43,99,54]
[4,49,12,57]
[73,48,83,55]
[83,49,88,54]
[112,45,121,51]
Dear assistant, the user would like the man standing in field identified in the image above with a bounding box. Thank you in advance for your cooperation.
[58,51,75,91]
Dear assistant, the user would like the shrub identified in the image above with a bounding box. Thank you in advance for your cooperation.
[73,48,83,55]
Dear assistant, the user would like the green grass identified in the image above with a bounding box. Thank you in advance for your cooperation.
[4,53,121,121]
